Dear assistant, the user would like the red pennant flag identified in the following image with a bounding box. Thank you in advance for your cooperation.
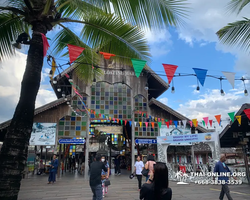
[99,114,102,118]
[151,122,155,129]
[162,64,178,84]
[169,120,172,125]
[41,33,50,57]
[67,44,85,64]
[165,121,169,128]
[94,111,96,115]
[215,115,221,125]
[91,110,93,113]
[196,121,198,127]
[244,108,250,120]
[209,120,213,127]
[65,73,70,79]
[100,52,115,60]
[124,120,127,126]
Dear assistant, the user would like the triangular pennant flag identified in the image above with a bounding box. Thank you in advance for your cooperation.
[109,117,111,120]
[196,121,198,127]
[41,33,50,57]
[215,115,221,125]
[162,118,164,122]
[139,122,142,127]
[113,118,115,121]
[165,121,169,128]
[162,64,178,84]
[120,120,123,125]
[203,117,209,126]
[155,117,157,122]
[151,122,155,129]
[169,120,172,125]
[192,119,197,127]
[129,121,132,126]
[94,111,96,115]
[158,118,161,122]
[209,120,213,127]
[236,116,241,125]
[178,121,181,126]
[67,44,85,64]
[222,71,236,89]
[202,120,205,126]
[134,122,137,127]
[99,114,102,118]
[228,112,235,122]
[189,121,193,127]
[158,122,162,129]
[117,119,120,123]
[131,59,147,78]
[174,121,178,128]
[145,122,148,128]
[193,68,208,86]
[124,120,127,126]
[100,51,116,60]
[182,120,187,129]
[244,108,250,120]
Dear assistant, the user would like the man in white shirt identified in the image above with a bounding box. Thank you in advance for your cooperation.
[134,155,144,190]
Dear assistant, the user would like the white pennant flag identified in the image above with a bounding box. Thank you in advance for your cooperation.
[222,71,236,89]
[134,122,137,127]
[178,121,181,126]
[182,120,187,129]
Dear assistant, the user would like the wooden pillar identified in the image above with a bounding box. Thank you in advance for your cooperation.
[57,144,62,177]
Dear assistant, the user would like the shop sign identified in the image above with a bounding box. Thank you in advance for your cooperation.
[95,126,123,134]
[58,139,85,144]
[135,139,157,144]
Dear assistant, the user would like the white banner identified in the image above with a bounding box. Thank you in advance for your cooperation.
[95,126,123,134]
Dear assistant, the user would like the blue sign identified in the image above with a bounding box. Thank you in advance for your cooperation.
[135,139,157,144]
[58,139,85,144]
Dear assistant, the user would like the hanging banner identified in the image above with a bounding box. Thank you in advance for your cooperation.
[244,108,250,120]
[182,120,187,129]
[222,71,236,89]
[228,112,235,122]
[189,121,193,127]
[215,115,221,125]
[95,126,122,134]
[158,132,217,145]
[236,115,241,125]
[131,58,147,78]
[192,119,197,127]
[67,44,85,64]
[193,68,208,86]
[162,64,178,84]
[203,117,209,126]
[100,51,116,59]
[174,121,178,128]
[160,125,191,136]
[209,120,213,127]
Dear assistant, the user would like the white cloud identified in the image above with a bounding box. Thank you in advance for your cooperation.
[159,97,169,106]
[0,52,57,123]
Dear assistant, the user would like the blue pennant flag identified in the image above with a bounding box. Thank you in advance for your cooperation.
[174,121,178,128]
[129,121,132,126]
[193,68,208,86]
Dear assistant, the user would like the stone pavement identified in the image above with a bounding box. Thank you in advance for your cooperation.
[18,171,250,200]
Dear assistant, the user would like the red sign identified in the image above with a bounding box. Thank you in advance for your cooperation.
[179,166,186,173]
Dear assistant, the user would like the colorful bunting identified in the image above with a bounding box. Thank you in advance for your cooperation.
[158,122,162,129]
[145,122,148,128]
[222,71,236,89]
[131,59,147,78]
[196,121,198,127]
[139,122,142,127]
[120,120,123,125]
[162,64,178,84]
[100,52,116,60]
[189,121,193,127]
[202,120,205,127]
[174,121,178,128]
[129,121,132,126]
[169,120,172,125]
[124,120,127,126]
[151,122,155,129]
[67,44,85,64]
[193,68,208,86]
[158,118,161,122]
[192,119,197,127]
[117,119,120,123]
[41,33,50,57]
[165,121,170,128]
[215,115,221,125]
[228,112,235,122]
[244,109,250,120]
[209,120,213,127]
[236,116,241,125]
[134,122,137,127]
[182,120,187,129]
[203,117,209,126]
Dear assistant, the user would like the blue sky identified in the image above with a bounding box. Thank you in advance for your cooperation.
[0,0,250,131]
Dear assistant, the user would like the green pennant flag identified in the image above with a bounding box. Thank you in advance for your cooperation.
[158,121,162,129]
[228,112,235,122]
[121,120,123,125]
[131,59,147,78]
[202,120,205,126]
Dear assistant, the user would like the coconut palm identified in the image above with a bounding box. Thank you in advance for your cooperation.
[217,0,250,51]
[0,0,187,199]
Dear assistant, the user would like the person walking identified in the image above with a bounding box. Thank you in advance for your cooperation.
[48,154,58,184]
[144,155,156,182]
[101,156,110,198]
[90,155,107,200]
[214,155,236,200]
[114,155,121,175]
[134,155,144,191]
[140,162,172,200]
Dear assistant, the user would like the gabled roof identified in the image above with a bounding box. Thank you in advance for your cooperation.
[149,98,213,133]
[0,98,68,130]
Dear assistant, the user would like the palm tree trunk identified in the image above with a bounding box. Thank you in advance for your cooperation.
[0,24,46,200]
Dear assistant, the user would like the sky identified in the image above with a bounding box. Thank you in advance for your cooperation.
[0,0,250,132]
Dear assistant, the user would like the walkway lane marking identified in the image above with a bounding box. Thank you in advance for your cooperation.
[210,188,250,196]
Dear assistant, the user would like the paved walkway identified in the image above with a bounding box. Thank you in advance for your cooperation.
[18,171,250,200]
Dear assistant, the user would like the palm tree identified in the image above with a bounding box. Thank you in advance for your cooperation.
[217,0,250,51]
[0,0,188,199]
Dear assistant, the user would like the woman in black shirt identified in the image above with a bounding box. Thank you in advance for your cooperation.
[140,162,172,200]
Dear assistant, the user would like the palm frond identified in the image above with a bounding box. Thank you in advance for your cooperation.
[85,0,189,28]
[227,0,250,14]
[217,18,250,52]
[42,0,53,15]
[52,24,102,83]
[0,13,25,60]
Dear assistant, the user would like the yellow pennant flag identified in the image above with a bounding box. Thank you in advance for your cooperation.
[192,119,197,127]
[155,117,157,122]
[236,115,241,125]
[139,122,142,127]
[109,117,111,120]
[50,57,56,80]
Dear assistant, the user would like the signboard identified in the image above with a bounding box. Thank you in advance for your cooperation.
[58,139,85,144]
[29,123,56,146]
[135,139,157,144]
[95,126,123,134]
[160,125,191,136]
[157,132,217,145]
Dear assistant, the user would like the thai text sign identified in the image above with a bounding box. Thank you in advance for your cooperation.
[157,132,216,145]
[95,126,123,134]
[58,139,85,144]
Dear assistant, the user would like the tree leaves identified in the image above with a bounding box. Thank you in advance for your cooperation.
[227,0,250,14]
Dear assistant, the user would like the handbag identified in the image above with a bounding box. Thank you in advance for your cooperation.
[141,168,149,177]
[104,179,111,186]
